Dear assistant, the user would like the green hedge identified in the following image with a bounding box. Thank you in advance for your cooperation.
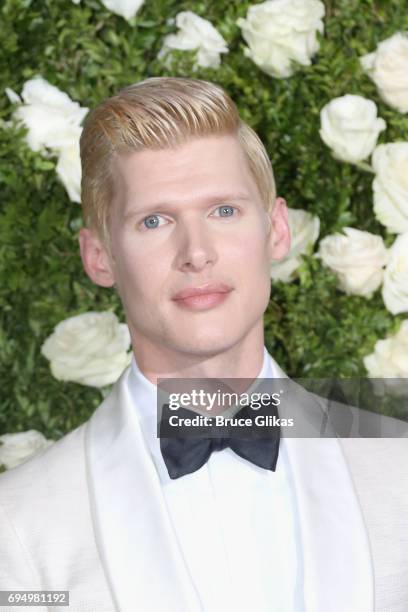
[1,0,407,437]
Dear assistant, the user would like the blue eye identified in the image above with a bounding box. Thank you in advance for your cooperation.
[216,205,235,217]
[143,215,162,229]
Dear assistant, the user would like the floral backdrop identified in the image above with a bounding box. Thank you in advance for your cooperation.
[0,0,407,464]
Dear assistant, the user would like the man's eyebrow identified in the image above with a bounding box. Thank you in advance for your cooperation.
[123,193,253,220]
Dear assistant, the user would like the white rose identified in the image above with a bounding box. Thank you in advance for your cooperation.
[100,0,144,20]
[6,76,88,152]
[319,95,386,164]
[382,232,408,314]
[56,139,82,203]
[361,32,408,114]
[317,227,389,297]
[159,11,228,69]
[5,77,86,203]
[371,142,408,234]
[0,430,53,470]
[363,320,408,397]
[271,208,320,282]
[41,311,132,388]
[237,0,325,78]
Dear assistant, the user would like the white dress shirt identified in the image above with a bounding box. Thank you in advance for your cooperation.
[126,347,305,611]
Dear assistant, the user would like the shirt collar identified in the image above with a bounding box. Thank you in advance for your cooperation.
[127,347,285,482]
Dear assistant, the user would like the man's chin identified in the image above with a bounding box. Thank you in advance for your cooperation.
[168,337,239,360]
[177,344,232,359]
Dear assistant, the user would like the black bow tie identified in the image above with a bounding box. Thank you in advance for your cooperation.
[159,399,281,480]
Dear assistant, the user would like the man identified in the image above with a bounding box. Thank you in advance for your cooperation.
[0,77,407,612]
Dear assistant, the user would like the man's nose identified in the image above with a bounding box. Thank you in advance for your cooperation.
[174,219,218,273]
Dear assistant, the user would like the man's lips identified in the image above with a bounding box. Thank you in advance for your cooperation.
[172,283,233,301]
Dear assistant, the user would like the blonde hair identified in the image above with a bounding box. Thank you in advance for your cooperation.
[80,77,276,253]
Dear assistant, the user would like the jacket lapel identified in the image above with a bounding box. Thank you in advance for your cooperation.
[85,366,202,612]
[85,357,374,612]
[271,357,374,612]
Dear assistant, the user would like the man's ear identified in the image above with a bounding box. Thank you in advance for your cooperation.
[266,197,291,261]
[78,228,115,287]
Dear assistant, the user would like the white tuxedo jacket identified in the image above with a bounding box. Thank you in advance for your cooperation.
[1,359,408,612]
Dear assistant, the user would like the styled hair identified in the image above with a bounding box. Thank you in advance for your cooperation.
[80,77,276,253]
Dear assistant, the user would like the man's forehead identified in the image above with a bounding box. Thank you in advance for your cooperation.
[111,135,259,202]
[112,133,248,172]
